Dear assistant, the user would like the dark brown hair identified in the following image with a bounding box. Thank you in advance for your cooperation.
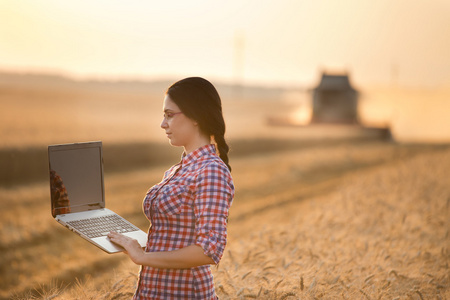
[166,77,231,171]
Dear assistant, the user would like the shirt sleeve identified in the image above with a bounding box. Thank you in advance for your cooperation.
[193,161,234,264]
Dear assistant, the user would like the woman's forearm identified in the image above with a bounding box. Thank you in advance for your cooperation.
[137,244,215,269]
[108,231,215,269]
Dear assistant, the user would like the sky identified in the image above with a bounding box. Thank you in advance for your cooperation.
[1,0,449,88]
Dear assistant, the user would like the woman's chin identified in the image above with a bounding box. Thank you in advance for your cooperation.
[168,139,181,147]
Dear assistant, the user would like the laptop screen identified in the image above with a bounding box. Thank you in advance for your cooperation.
[48,141,105,217]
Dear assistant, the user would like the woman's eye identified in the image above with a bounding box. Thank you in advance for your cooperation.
[163,111,182,120]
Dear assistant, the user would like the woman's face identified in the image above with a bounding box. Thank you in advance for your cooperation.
[160,95,202,151]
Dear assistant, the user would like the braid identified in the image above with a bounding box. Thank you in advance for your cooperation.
[214,133,231,172]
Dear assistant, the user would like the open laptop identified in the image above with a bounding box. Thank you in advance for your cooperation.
[48,141,148,253]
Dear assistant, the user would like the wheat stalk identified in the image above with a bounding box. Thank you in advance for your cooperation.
[359,289,371,300]
[280,291,296,300]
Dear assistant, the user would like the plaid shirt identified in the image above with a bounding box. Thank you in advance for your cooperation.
[134,144,234,300]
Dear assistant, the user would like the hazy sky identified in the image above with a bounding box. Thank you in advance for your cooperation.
[1,0,449,87]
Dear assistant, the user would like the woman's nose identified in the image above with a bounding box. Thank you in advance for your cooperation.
[161,118,168,129]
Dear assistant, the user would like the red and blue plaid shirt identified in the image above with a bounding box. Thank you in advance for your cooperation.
[134,144,234,300]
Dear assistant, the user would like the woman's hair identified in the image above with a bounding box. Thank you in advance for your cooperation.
[166,77,231,171]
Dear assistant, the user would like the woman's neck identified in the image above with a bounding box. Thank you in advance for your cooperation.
[183,134,211,154]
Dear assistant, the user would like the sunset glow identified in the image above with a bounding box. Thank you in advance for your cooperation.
[1,0,449,87]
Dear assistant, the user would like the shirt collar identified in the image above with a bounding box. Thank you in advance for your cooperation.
[181,144,217,166]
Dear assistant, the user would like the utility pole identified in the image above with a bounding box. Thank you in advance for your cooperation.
[233,30,245,99]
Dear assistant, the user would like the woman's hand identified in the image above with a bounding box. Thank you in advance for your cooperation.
[107,231,144,265]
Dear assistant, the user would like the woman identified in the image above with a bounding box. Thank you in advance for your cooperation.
[108,77,235,299]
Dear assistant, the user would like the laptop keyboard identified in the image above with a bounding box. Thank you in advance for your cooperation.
[66,215,140,238]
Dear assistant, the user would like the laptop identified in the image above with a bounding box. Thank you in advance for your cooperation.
[48,141,148,253]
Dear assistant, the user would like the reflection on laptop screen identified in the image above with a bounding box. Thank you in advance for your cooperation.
[48,142,105,217]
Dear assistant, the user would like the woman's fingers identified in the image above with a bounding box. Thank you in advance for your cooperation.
[108,232,138,248]
[108,232,144,264]
[107,231,127,246]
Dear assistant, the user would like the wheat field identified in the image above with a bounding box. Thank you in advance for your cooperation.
[1,74,449,299]
[2,141,448,299]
